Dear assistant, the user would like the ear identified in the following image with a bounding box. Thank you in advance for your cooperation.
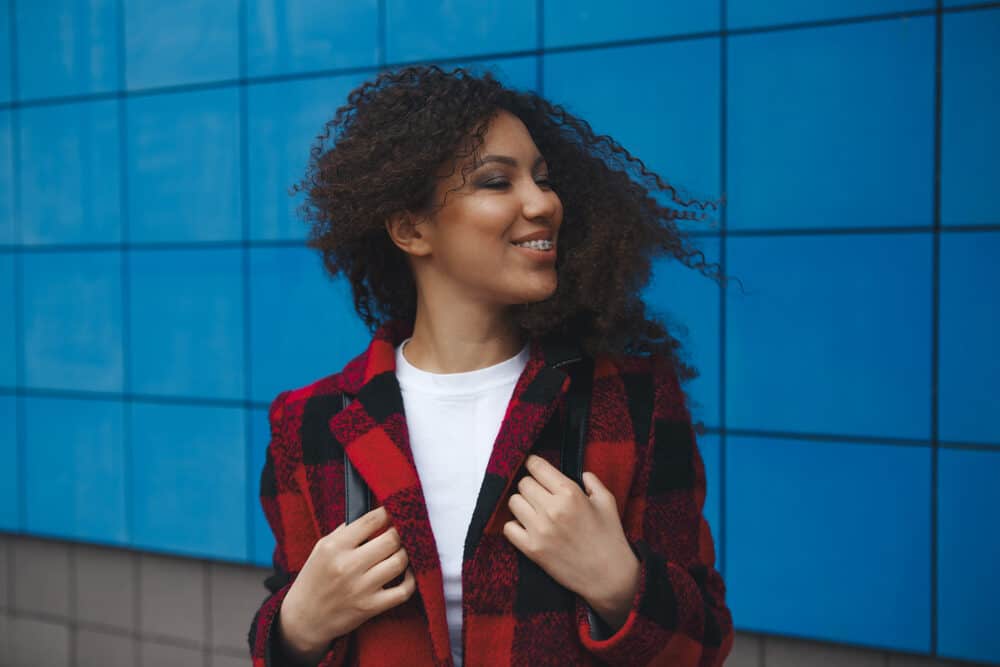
[385,210,432,258]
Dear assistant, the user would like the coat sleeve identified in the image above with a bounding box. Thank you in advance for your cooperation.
[248,390,352,667]
[575,354,735,666]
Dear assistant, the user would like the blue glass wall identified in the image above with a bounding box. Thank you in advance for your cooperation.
[0,1,996,664]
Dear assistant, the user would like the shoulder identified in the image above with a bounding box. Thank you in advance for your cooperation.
[267,346,369,425]
[268,372,345,423]
[592,350,689,420]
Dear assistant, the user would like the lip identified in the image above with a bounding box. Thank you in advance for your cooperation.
[510,230,553,243]
[511,241,557,262]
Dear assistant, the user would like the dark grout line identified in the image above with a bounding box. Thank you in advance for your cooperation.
[2,2,999,112]
[377,0,386,67]
[68,545,77,667]
[2,224,999,256]
[115,0,135,589]
[537,0,545,92]
[238,0,255,574]
[718,0,729,582]
[230,6,249,664]
[930,0,944,656]
[132,550,142,667]
[203,560,212,667]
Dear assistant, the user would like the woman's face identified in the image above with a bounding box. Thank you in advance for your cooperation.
[399,109,564,308]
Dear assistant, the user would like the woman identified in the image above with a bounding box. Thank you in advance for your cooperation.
[249,64,736,667]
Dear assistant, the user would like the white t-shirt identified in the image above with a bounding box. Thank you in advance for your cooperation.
[394,337,530,667]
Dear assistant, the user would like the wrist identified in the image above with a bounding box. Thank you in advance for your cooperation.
[278,598,328,666]
[585,550,641,631]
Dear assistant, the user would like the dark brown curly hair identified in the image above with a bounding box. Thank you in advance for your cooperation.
[292,63,740,405]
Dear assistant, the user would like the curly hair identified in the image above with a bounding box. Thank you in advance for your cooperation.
[292,63,740,407]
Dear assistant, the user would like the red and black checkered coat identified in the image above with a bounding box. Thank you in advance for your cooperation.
[248,319,734,666]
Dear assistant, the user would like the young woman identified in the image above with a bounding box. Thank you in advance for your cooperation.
[248,64,736,667]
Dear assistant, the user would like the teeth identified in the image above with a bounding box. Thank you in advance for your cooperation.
[512,239,553,250]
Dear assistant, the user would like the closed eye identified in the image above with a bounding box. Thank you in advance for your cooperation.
[482,179,552,189]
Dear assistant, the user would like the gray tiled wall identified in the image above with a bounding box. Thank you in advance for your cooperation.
[0,532,985,667]
[0,533,267,667]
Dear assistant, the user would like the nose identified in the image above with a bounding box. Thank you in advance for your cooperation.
[521,178,561,224]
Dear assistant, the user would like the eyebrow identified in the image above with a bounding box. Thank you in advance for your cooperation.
[474,154,547,169]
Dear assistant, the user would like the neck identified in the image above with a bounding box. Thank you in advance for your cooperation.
[402,295,524,374]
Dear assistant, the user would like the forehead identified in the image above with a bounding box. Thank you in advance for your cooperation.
[481,109,534,149]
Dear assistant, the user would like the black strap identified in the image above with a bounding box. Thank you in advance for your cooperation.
[342,392,370,525]
[559,355,594,490]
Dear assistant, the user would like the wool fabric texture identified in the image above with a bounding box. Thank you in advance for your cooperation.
[248,318,734,666]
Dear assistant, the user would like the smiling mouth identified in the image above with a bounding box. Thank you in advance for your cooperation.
[510,240,554,251]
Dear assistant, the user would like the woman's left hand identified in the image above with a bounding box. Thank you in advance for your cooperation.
[503,454,641,626]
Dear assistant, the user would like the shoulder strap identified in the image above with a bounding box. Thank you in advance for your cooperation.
[341,393,371,525]
[559,355,594,490]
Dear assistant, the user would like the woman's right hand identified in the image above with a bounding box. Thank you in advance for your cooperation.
[277,505,417,664]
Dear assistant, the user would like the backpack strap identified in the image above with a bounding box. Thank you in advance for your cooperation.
[558,355,594,490]
[342,393,370,525]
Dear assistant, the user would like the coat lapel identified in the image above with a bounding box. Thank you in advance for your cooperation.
[326,320,583,665]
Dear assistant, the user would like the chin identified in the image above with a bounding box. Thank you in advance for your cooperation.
[517,281,558,304]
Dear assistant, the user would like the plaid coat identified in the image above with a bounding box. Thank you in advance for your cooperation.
[248,319,734,666]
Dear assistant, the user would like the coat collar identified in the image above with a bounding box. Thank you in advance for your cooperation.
[326,319,583,665]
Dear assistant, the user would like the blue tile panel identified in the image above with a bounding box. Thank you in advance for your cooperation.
[250,406,275,567]
[697,434,722,574]
[938,448,1000,665]
[642,238,722,428]
[126,87,242,243]
[124,0,239,90]
[408,56,541,99]
[0,395,17,530]
[0,111,13,245]
[0,253,14,387]
[129,248,244,400]
[23,396,127,544]
[0,4,11,103]
[726,233,932,441]
[246,0,379,77]
[248,246,370,403]
[939,232,1000,445]
[22,251,124,392]
[247,72,370,241]
[543,0,719,47]
[18,99,122,245]
[941,7,1000,226]
[544,38,721,235]
[15,0,121,100]
[726,435,932,652]
[385,0,536,63]
[727,16,935,231]
[727,0,934,30]
[1,2,997,659]
[130,401,246,560]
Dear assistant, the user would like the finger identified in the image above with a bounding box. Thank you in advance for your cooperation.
[338,505,392,548]
[516,474,551,510]
[507,493,538,530]
[582,471,606,497]
[354,524,403,568]
[362,545,409,590]
[502,519,529,550]
[524,454,569,494]
[369,566,416,612]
